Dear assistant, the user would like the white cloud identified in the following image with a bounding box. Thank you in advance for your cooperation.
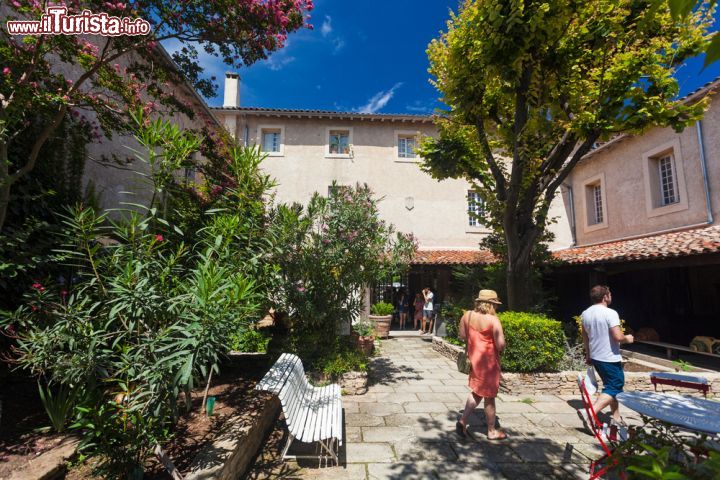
[358,83,403,114]
[267,54,296,71]
[332,38,346,54]
[406,100,433,113]
[321,15,332,37]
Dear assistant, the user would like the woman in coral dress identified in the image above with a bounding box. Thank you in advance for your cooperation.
[456,289,507,440]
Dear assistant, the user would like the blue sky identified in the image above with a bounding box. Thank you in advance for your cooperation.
[184,0,720,114]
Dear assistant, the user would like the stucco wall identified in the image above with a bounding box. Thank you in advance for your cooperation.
[215,111,574,251]
[566,97,718,246]
[51,37,217,212]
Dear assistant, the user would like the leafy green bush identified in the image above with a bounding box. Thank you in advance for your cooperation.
[370,301,394,316]
[229,328,271,353]
[38,381,80,433]
[317,338,369,377]
[498,311,566,372]
[2,116,271,477]
[271,184,415,359]
[440,301,466,346]
[608,417,720,479]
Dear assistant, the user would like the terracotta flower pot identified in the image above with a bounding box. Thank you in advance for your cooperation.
[356,335,375,355]
[369,314,392,339]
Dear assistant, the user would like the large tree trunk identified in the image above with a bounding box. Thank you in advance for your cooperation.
[506,246,533,311]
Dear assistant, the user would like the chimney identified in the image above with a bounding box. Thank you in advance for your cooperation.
[223,72,240,108]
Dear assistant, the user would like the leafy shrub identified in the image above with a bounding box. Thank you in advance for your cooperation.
[352,318,375,337]
[498,311,566,372]
[440,301,466,345]
[370,301,394,316]
[271,184,415,357]
[558,341,587,371]
[229,328,271,353]
[38,381,80,433]
[318,339,369,377]
[608,417,720,479]
[2,117,270,477]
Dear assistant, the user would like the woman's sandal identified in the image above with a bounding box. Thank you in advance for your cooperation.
[487,431,509,441]
[455,421,468,438]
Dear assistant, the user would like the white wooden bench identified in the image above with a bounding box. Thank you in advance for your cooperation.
[255,353,343,467]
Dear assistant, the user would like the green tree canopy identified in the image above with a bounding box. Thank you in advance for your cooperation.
[420,0,714,310]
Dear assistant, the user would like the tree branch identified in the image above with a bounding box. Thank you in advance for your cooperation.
[474,119,507,201]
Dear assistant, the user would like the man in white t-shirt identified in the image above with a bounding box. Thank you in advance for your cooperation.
[581,285,634,425]
[421,287,434,335]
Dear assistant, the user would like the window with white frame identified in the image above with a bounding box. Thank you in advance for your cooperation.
[467,190,485,227]
[257,125,284,156]
[657,154,679,206]
[398,135,417,159]
[262,130,281,152]
[581,173,608,231]
[641,141,688,217]
[328,129,350,155]
[584,181,605,226]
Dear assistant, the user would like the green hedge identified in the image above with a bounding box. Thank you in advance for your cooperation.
[498,311,566,373]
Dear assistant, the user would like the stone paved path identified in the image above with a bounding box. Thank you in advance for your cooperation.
[250,337,637,479]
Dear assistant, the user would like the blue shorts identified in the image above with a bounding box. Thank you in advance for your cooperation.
[592,360,625,397]
[423,309,433,318]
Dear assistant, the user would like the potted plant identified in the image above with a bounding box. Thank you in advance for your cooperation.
[352,319,376,355]
[369,301,394,339]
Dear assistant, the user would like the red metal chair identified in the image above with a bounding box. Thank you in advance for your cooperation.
[577,373,627,479]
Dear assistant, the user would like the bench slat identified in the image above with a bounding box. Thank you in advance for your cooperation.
[282,361,307,429]
[256,353,294,393]
[312,385,331,443]
[324,386,335,441]
[281,356,309,429]
[299,383,323,443]
[333,384,343,445]
[318,386,331,442]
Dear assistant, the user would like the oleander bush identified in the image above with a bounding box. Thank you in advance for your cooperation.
[1,115,270,477]
[498,311,566,372]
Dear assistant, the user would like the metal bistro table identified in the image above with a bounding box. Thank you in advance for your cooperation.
[617,391,720,436]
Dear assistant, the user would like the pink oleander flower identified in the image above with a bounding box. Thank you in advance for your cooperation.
[155,234,164,242]
[31,283,45,292]
[2,67,10,76]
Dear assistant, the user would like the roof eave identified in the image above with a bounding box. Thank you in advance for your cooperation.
[213,107,434,123]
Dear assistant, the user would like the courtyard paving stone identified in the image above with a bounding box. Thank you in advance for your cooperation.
[260,337,617,479]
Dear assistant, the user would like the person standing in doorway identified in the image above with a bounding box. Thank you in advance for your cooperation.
[398,289,409,330]
[413,293,424,331]
[421,287,434,335]
[581,285,634,427]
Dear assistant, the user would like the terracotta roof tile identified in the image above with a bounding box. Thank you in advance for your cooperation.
[553,225,720,265]
[212,106,433,122]
[411,249,497,265]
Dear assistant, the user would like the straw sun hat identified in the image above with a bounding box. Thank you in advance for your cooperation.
[475,289,502,305]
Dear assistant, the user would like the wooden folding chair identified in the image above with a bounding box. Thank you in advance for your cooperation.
[577,374,626,479]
